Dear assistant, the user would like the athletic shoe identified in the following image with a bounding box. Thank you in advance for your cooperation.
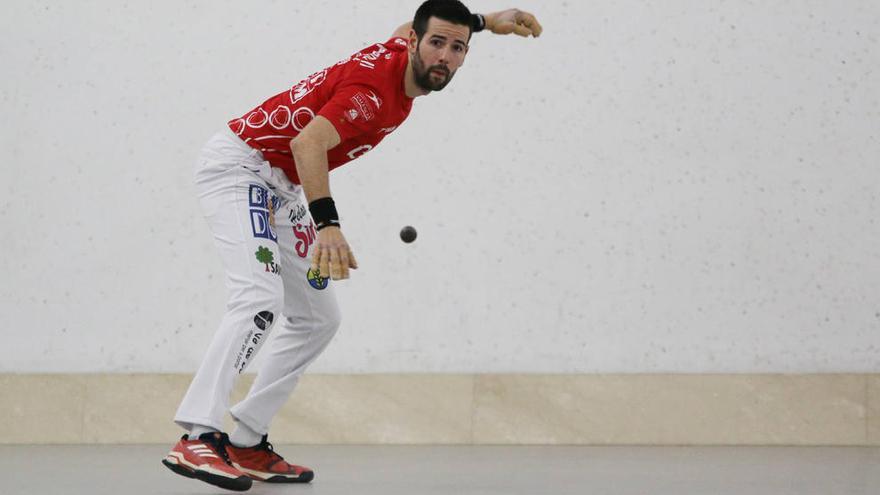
[162,432,253,492]
[226,435,315,483]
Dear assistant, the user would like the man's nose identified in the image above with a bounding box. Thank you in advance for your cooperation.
[437,46,451,65]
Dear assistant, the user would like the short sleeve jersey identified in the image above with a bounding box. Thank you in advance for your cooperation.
[228,37,414,184]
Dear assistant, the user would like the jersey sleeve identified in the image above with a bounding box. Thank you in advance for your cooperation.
[386,37,409,48]
[317,84,386,142]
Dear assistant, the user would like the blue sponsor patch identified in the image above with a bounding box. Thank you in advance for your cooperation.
[249,184,280,242]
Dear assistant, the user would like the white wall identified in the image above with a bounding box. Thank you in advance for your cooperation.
[2,0,878,373]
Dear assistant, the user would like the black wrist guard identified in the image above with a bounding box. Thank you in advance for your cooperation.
[309,197,340,231]
[471,13,486,33]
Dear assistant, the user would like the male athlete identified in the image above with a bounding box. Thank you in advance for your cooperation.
[162,0,542,491]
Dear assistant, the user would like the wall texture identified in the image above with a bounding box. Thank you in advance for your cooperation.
[1,1,878,373]
[2,373,879,445]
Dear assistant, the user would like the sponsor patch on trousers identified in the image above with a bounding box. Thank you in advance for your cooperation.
[307,267,329,290]
[255,246,281,275]
[249,184,279,242]
[233,311,275,373]
[254,311,274,330]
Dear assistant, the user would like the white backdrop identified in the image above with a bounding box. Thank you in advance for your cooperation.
[1,0,878,373]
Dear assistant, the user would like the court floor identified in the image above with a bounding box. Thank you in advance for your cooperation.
[2,444,877,494]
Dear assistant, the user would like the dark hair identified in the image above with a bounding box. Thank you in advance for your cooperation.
[413,0,473,40]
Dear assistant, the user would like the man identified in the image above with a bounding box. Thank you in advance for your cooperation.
[162,1,542,491]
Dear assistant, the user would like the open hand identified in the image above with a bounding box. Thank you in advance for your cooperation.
[311,226,358,280]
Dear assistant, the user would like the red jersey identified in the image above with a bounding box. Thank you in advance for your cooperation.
[228,37,414,184]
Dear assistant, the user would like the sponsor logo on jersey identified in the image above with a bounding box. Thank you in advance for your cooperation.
[246,108,268,128]
[352,44,389,70]
[269,105,291,130]
[346,144,373,160]
[349,92,375,122]
[249,184,279,242]
[290,69,328,103]
[229,118,246,135]
[307,267,329,290]
[255,246,281,275]
[366,91,382,109]
[291,106,315,131]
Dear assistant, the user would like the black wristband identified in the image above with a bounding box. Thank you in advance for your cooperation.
[308,197,340,231]
[471,13,486,33]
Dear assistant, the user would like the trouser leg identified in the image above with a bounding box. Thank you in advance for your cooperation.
[229,178,341,435]
[174,132,286,432]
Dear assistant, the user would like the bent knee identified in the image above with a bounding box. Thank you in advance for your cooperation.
[310,303,341,342]
[227,286,284,326]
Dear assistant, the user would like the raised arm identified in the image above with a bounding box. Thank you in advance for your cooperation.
[391,9,542,40]
[483,9,542,37]
[391,22,413,39]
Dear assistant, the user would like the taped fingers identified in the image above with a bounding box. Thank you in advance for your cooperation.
[338,248,350,279]
[514,11,542,37]
[310,244,322,272]
[317,245,331,278]
[312,226,354,280]
[326,246,343,280]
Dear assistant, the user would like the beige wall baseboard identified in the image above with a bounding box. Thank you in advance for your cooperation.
[1,374,878,445]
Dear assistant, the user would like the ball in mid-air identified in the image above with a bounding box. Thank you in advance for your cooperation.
[400,225,417,243]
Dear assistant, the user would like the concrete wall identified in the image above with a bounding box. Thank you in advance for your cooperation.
[2,0,878,374]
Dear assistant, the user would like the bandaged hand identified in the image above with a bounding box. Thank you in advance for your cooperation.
[312,226,358,280]
[486,9,543,38]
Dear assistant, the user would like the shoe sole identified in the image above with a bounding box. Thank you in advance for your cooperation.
[235,464,315,483]
[258,471,314,483]
[162,459,253,492]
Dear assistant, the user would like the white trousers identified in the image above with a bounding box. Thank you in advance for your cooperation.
[174,128,341,435]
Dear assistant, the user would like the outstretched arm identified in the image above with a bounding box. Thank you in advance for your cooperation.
[391,22,412,39]
[390,9,542,40]
[483,9,543,37]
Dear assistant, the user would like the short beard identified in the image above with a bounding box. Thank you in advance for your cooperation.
[412,40,455,92]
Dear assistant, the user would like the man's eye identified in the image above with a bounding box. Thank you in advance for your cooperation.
[453,45,464,52]
[431,39,442,46]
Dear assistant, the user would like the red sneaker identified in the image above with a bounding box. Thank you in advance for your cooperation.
[162,432,253,492]
[226,435,315,483]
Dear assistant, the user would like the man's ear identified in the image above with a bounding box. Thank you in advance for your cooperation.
[408,30,419,53]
